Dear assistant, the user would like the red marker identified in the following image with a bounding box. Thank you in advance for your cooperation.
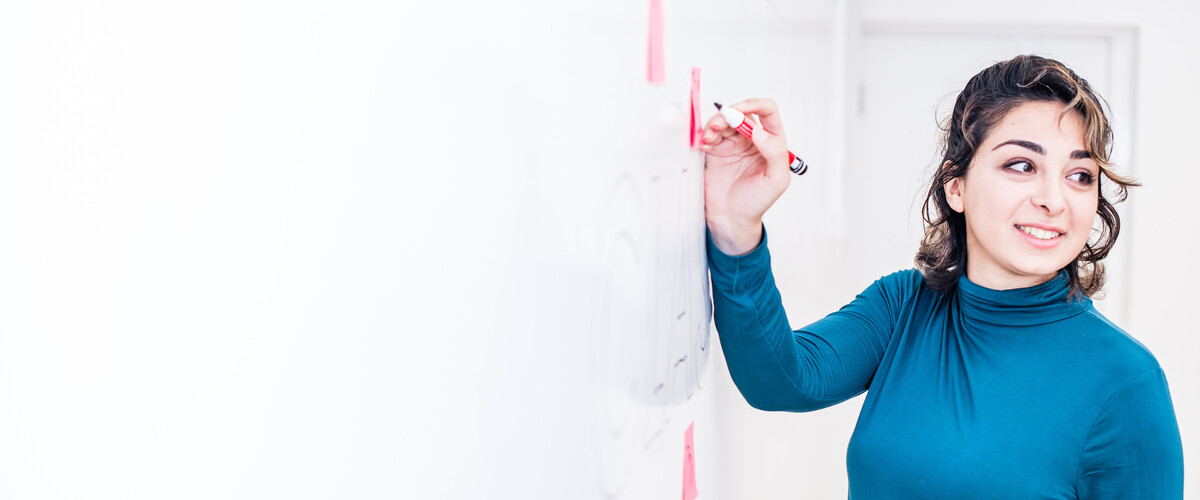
[714,102,807,175]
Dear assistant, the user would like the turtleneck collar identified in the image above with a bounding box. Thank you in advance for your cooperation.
[954,271,1092,327]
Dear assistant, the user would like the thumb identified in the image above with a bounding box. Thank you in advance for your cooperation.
[750,122,788,172]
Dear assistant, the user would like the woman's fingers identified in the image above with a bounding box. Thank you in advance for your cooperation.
[703,111,730,134]
[703,98,788,159]
[731,98,785,136]
[701,111,728,148]
[749,122,789,177]
[701,110,747,149]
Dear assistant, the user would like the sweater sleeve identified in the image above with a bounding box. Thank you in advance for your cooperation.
[1076,368,1184,499]
[707,227,904,412]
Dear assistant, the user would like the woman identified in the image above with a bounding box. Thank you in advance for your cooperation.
[700,55,1184,498]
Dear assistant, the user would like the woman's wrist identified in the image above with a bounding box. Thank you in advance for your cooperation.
[706,217,764,256]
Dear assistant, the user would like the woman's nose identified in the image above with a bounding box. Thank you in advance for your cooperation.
[1031,176,1066,215]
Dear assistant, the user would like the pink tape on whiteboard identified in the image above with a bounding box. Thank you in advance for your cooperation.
[683,422,698,500]
[689,66,702,148]
[647,0,665,84]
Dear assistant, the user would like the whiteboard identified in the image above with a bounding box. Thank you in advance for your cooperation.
[0,0,838,499]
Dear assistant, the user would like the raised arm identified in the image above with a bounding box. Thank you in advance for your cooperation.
[702,99,900,412]
[707,229,902,412]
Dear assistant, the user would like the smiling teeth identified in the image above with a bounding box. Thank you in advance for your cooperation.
[1018,225,1061,240]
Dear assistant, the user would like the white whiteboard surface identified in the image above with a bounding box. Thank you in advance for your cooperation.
[0,1,836,499]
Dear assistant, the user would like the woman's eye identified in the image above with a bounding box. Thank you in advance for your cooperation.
[1068,171,1096,185]
[1005,160,1034,173]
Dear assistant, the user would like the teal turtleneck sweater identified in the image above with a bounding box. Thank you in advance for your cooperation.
[708,229,1183,499]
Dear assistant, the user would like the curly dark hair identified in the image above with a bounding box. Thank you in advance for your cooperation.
[915,54,1139,298]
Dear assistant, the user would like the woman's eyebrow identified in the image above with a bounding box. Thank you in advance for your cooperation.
[992,140,1091,160]
[992,139,1044,154]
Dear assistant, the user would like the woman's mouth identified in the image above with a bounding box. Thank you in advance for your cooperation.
[1015,225,1065,248]
[1015,224,1063,240]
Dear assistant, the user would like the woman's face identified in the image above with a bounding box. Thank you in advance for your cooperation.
[944,100,1100,290]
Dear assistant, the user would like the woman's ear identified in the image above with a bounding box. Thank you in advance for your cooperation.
[944,176,965,214]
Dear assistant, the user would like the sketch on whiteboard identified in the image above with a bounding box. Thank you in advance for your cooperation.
[655,163,712,408]
[591,158,712,497]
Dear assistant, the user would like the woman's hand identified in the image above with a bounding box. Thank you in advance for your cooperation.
[701,98,792,255]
